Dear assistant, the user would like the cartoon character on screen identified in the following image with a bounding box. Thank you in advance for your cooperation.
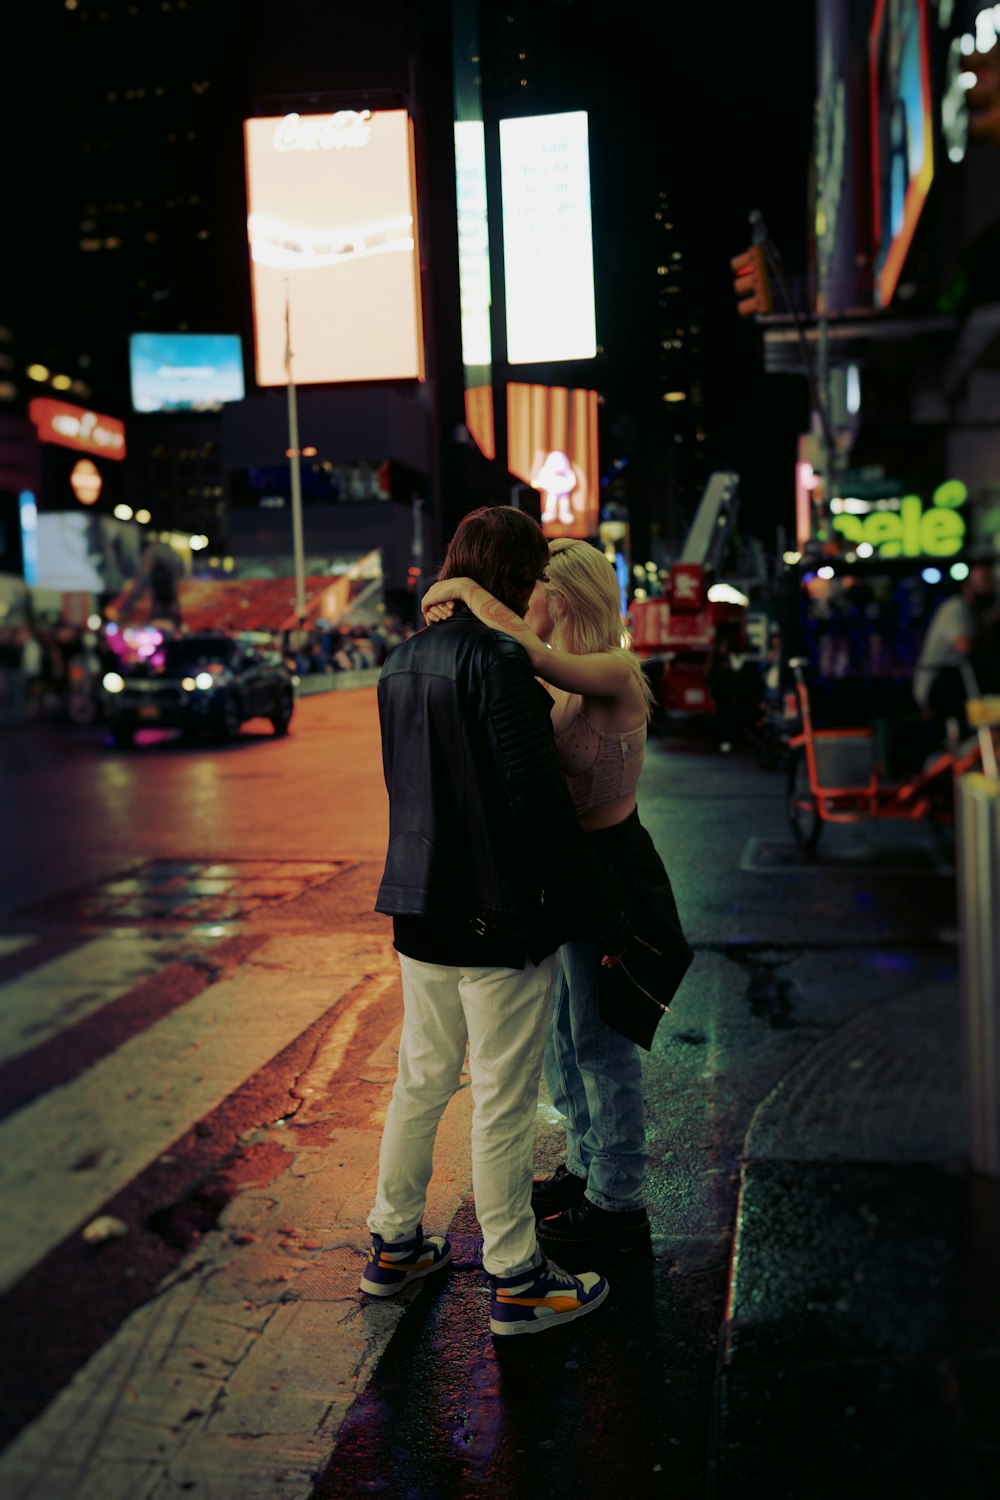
[533,449,580,527]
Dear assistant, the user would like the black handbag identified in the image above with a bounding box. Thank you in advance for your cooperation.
[597,928,693,1050]
[584,810,694,1050]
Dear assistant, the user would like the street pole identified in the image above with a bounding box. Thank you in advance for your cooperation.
[411,492,424,629]
[284,278,306,620]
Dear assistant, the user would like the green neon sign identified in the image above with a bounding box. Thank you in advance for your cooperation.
[831,481,967,558]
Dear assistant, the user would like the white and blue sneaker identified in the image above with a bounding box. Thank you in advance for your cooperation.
[359,1225,452,1297]
[487,1255,609,1337]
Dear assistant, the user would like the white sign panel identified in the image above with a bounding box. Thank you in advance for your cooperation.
[454,121,493,367]
[500,111,597,364]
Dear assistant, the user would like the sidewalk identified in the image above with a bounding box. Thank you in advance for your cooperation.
[2,722,997,1498]
[713,975,1000,1497]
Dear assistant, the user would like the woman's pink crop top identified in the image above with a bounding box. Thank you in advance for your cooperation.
[554,708,647,816]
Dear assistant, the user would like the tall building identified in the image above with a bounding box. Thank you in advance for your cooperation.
[4,0,464,603]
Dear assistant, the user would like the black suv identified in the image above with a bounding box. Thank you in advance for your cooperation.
[102,633,295,747]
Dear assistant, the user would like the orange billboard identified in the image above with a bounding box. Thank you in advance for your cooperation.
[244,109,425,386]
[29,398,126,460]
[507,382,599,540]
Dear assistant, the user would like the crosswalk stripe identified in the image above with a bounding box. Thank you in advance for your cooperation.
[0,932,388,1296]
[0,937,36,960]
[0,994,477,1500]
[0,934,188,1066]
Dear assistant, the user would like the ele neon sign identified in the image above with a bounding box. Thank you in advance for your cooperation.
[831,479,967,557]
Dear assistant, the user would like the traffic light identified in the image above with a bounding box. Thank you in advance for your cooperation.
[730,244,773,317]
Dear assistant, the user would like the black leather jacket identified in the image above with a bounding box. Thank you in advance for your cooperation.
[375,611,634,959]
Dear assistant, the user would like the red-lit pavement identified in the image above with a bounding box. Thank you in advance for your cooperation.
[0,687,994,1498]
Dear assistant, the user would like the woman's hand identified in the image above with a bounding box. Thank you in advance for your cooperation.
[601,949,625,969]
[421,577,473,624]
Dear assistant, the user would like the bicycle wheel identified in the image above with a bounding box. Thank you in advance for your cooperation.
[787,750,822,851]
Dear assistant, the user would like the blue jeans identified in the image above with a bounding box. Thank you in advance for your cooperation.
[542,939,647,1211]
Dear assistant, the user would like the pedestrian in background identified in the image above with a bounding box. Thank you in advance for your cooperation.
[912,560,999,744]
[707,630,740,753]
[364,506,634,1337]
[20,625,45,720]
[422,537,692,1264]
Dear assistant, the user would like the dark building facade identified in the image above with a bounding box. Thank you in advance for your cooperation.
[3,0,755,608]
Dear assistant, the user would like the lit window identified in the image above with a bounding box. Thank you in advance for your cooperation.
[145,231,158,242]
[104,236,121,249]
[79,239,101,251]
[197,229,209,239]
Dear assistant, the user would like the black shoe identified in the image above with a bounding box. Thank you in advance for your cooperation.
[536,1199,651,1266]
[531,1164,587,1218]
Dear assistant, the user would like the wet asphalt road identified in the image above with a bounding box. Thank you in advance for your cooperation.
[0,692,973,1497]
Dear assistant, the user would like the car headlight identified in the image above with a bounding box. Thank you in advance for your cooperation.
[195,671,214,690]
[103,672,125,694]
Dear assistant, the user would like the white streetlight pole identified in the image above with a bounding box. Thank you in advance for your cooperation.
[284,277,306,619]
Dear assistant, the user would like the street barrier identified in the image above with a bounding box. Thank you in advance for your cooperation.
[956,695,1000,1177]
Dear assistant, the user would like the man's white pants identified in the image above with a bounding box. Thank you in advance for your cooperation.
[367,951,558,1277]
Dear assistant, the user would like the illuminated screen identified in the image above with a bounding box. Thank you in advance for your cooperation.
[452,0,495,460]
[35,513,141,593]
[869,0,934,308]
[244,109,425,385]
[507,382,599,540]
[499,112,597,364]
[454,120,495,459]
[454,122,492,372]
[129,333,245,413]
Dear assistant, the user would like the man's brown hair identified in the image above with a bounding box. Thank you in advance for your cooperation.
[438,505,549,614]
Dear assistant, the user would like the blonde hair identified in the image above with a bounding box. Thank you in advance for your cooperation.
[544,539,655,712]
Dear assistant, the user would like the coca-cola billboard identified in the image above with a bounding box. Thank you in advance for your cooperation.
[243,108,425,386]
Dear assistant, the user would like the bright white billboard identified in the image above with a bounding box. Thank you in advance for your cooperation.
[454,121,492,368]
[244,109,425,386]
[499,111,597,365]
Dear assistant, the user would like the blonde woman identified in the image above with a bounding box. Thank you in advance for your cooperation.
[422,538,691,1261]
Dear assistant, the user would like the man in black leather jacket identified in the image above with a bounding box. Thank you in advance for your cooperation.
[360,506,634,1337]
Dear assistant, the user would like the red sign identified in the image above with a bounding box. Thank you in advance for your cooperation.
[29,398,126,460]
[669,562,705,612]
[664,611,713,645]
